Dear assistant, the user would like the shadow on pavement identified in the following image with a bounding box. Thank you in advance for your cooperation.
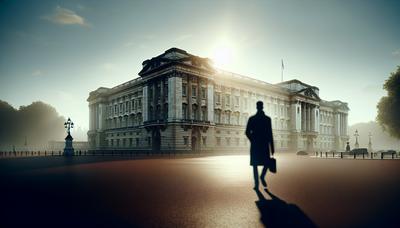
[255,188,316,228]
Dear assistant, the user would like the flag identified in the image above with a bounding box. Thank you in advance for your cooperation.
[281,59,284,70]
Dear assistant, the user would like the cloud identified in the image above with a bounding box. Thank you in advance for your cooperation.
[32,70,43,77]
[43,6,89,27]
[392,49,400,57]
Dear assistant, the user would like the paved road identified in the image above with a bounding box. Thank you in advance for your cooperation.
[0,154,399,227]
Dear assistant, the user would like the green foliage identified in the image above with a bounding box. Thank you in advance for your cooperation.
[376,66,400,139]
[0,100,66,147]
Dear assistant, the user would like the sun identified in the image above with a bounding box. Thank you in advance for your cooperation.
[212,42,234,69]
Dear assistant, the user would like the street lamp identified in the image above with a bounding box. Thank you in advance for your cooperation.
[368,132,373,152]
[64,118,74,134]
[354,129,359,149]
[63,117,75,156]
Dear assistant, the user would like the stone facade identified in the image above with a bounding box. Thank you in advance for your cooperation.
[87,48,349,153]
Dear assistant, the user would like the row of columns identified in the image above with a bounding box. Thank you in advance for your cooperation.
[301,102,316,132]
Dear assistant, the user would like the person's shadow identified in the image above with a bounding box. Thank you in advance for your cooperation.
[255,188,316,228]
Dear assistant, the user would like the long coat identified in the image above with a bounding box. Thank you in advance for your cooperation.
[245,111,275,166]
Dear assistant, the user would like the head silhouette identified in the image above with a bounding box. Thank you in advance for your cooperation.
[256,101,264,111]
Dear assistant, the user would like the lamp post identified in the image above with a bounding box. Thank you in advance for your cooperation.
[368,132,373,153]
[354,129,359,149]
[63,118,75,156]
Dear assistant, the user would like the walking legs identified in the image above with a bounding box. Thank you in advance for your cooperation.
[253,166,259,189]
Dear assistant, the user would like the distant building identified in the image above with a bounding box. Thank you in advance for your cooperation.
[87,48,349,152]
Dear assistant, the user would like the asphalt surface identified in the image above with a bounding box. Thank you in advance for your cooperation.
[0,154,399,227]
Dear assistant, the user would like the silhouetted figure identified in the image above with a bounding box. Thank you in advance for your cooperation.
[346,142,350,152]
[246,101,274,189]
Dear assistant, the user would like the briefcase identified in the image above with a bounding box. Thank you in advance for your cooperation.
[269,157,277,173]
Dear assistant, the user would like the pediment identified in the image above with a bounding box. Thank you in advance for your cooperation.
[295,87,320,100]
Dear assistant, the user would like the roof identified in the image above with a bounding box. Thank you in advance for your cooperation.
[138,47,215,76]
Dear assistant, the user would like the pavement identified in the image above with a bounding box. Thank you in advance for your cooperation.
[0,154,399,227]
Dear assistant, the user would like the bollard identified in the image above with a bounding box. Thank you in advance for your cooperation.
[381,153,383,159]
[320,152,322,158]
[52,151,54,156]
[59,151,61,156]
[354,153,356,159]
[392,152,394,159]
[340,152,343,159]
[315,151,318,157]
[370,153,373,159]
[45,151,47,156]
[363,153,365,159]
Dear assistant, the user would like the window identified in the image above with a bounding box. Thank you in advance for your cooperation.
[202,136,207,146]
[192,85,197,97]
[136,138,139,146]
[226,137,231,146]
[244,98,248,109]
[216,93,221,103]
[182,104,188,119]
[202,108,207,121]
[225,95,230,105]
[182,83,187,96]
[192,105,198,120]
[216,137,221,146]
[235,96,239,106]
[184,136,189,146]
[130,138,133,146]
[201,87,206,99]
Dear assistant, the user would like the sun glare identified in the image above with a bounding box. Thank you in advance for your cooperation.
[212,41,235,69]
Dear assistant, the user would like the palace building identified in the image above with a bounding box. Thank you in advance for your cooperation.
[87,48,349,153]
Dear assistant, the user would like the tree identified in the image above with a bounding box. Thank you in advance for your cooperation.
[376,66,400,139]
[0,100,66,148]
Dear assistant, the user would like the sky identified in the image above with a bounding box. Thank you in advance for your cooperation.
[0,0,399,138]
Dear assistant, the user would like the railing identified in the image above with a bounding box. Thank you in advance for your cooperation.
[0,150,247,159]
[314,151,399,160]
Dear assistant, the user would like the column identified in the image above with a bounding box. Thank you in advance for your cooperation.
[207,81,214,123]
[310,105,314,131]
[290,101,301,132]
[302,104,305,131]
[168,75,182,121]
[160,79,164,119]
[306,104,310,131]
[188,77,192,120]
[143,85,148,122]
